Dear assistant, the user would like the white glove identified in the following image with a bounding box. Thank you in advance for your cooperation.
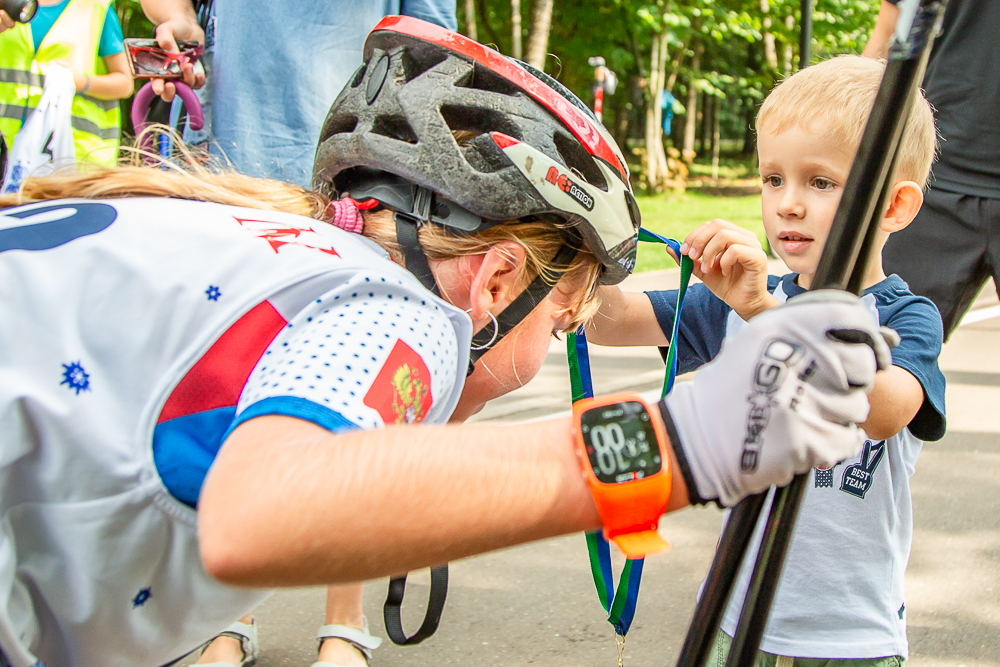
[661,290,893,507]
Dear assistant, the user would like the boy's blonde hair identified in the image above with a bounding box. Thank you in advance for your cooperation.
[757,55,936,187]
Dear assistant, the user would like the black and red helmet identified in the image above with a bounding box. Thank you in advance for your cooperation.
[313,16,640,285]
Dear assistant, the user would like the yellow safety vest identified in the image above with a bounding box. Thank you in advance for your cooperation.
[0,0,121,167]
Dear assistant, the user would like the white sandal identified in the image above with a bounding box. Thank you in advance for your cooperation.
[310,616,383,667]
[197,619,259,667]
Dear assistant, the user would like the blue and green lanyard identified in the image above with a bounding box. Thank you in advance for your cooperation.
[567,229,694,643]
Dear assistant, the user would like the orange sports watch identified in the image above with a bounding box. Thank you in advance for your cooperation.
[572,392,673,558]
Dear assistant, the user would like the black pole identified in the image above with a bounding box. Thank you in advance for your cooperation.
[799,0,813,69]
[672,2,949,666]
[672,494,768,667]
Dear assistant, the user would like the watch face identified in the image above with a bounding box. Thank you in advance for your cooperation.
[580,401,662,484]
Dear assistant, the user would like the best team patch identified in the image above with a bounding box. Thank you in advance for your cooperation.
[544,167,594,211]
[364,340,433,425]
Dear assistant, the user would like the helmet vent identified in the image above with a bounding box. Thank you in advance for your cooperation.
[454,62,522,97]
[400,48,449,83]
[371,114,419,144]
[440,105,522,144]
[349,64,365,88]
[323,114,359,139]
[554,131,607,191]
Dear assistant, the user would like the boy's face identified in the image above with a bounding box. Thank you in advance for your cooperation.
[757,124,855,280]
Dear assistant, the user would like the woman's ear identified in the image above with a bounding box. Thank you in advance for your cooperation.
[881,181,924,233]
[467,241,527,319]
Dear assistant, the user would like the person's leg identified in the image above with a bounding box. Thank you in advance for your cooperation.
[819,656,904,667]
[703,629,776,667]
[981,196,1000,321]
[195,612,254,665]
[317,583,370,666]
[883,188,989,339]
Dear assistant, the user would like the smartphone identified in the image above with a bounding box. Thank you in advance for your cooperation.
[125,38,204,79]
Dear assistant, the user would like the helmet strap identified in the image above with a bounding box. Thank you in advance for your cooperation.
[394,213,441,297]
[467,244,577,375]
[391,208,577,377]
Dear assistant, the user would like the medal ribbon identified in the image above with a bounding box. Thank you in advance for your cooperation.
[568,229,693,637]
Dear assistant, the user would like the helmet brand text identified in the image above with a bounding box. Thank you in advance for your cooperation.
[545,167,595,211]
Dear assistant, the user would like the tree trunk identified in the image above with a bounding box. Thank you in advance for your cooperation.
[475,0,502,49]
[760,0,778,69]
[682,43,702,157]
[511,0,522,59]
[645,32,663,191]
[699,91,711,155]
[711,104,721,182]
[783,14,795,75]
[742,102,756,156]
[525,0,554,70]
[664,42,685,95]
[654,32,670,184]
[463,0,477,41]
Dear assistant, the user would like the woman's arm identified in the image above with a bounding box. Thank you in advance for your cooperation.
[198,294,890,587]
[198,415,689,586]
[73,52,133,100]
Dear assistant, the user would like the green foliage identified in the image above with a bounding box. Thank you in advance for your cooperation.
[634,191,764,272]
[463,0,880,170]
[115,0,156,138]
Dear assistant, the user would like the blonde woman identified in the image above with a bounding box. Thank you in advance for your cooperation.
[0,18,887,667]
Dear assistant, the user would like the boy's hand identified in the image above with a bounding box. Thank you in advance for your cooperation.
[678,219,778,320]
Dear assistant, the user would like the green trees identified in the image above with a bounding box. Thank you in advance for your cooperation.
[460,0,880,191]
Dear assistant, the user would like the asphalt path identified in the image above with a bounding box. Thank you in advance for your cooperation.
[182,268,1000,666]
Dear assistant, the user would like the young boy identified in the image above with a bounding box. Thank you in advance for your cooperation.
[590,55,946,665]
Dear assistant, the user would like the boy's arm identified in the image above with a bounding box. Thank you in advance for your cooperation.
[587,285,670,346]
[862,365,924,440]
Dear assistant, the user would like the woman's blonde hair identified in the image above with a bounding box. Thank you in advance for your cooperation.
[756,55,937,187]
[0,133,601,331]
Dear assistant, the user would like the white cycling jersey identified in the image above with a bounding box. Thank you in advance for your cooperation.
[0,198,470,667]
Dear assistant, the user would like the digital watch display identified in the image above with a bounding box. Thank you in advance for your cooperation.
[572,393,673,558]
[580,401,662,484]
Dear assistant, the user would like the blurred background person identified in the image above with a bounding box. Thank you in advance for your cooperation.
[141,0,456,187]
[864,0,1000,339]
[0,0,132,167]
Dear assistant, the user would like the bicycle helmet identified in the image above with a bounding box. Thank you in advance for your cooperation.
[313,15,640,285]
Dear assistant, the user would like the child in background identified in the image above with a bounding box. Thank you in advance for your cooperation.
[589,55,946,666]
[0,0,132,167]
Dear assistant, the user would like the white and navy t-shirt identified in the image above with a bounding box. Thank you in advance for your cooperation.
[647,274,946,660]
[0,198,470,667]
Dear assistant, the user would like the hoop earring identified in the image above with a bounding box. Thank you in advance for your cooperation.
[468,310,499,351]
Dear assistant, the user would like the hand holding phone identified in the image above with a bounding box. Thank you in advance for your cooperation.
[125,38,204,80]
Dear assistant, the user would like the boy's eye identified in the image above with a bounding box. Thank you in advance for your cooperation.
[813,177,836,191]
[763,175,783,187]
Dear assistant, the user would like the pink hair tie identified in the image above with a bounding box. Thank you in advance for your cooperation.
[325,198,365,234]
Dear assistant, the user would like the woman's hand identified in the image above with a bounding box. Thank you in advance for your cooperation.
[677,218,779,320]
[0,10,15,34]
